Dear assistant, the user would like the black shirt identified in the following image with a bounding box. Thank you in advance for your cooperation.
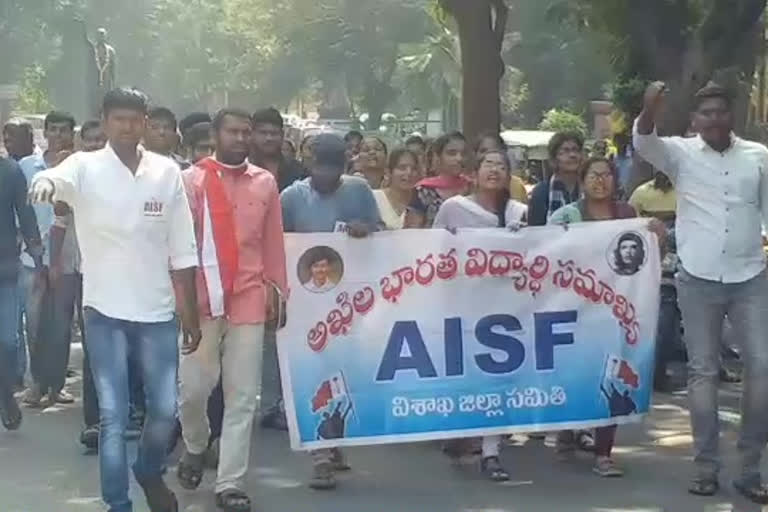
[0,158,41,282]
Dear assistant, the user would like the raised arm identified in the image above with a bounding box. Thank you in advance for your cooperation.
[633,81,680,182]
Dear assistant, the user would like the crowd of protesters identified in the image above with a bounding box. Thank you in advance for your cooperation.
[1,78,768,511]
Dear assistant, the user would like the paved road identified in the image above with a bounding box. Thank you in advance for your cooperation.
[0,347,763,512]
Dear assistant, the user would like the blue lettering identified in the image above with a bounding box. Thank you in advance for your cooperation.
[474,314,525,374]
[376,321,438,381]
[444,317,463,376]
[534,311,577,370]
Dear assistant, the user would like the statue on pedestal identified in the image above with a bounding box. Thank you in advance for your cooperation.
[80,20,117,117]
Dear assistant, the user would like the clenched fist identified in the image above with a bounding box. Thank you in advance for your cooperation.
[643,81,667,115]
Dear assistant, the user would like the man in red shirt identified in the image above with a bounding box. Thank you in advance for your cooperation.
[176,108,288,512]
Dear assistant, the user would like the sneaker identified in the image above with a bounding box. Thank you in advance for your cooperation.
[593,456,624,477]
[80,424,99,451]
[22,384,43,408]
[309,462,337,490]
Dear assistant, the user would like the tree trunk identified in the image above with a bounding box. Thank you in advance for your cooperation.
[443,1,504,140]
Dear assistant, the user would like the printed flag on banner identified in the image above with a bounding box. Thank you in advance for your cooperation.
[311,371,348,412]
[603,354,640,389]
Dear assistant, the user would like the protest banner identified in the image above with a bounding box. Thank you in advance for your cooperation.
[277,219,661,450]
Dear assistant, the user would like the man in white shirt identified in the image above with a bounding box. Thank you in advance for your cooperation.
[634,81,768,503]
[29,88,201,512]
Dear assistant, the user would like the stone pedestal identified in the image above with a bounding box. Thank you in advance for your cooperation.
[590,100,614,140]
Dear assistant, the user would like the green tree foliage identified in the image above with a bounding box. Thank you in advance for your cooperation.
[16,65,52,113]
[550,0,767,134]
[538,108,587,136]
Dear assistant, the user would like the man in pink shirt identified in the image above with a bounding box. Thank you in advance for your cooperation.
[176,108,288,512]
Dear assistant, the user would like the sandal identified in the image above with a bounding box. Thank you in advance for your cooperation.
[176,451,204,490]
[688,477,719,496]
[136,476,178,512]
[216,489,252,512]
[481,456,510,482]
[733,479,768,504]
[0,396,22,431]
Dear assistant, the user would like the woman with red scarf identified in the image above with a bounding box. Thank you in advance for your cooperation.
[404,132,469,228]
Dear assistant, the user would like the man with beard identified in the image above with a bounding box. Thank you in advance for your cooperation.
[177,108,287,512]
[249,107,306,192]
[635,81,768,503]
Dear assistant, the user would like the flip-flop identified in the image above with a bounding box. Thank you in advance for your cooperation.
[216,489,252,512]
[176,456,204,490]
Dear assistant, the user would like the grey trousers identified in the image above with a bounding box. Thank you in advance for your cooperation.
[677,267,768,484]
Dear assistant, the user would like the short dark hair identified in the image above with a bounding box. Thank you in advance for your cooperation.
[148,107,178,131]
[179,112,211,137]
[473,131,506,153]
[433,131,466,156]
[388,147,419,171]
[694,81,733,110]
[3,118,33,135]
[212,108,252,132]
[80,120,102,137]
[45,111,76,131]
[548,131,584,160]
[344,130,363,144]
[308,247,333,267]
[251,107,284,129]
[183,122,212,148]
[102,88,149,117]
[405,135,426,150]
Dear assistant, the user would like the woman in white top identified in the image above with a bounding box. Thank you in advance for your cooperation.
[434,150,527,230]
[432,149,526,483]
[373,148,420,230]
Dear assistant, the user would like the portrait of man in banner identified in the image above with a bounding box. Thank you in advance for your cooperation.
[609,231,646,276]
[298,246,344,294]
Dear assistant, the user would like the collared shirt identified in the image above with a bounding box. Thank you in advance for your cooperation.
[34,144,198,322]
[19,154,54,267]
[183,161,288,324]
[0,157,41,282]
[633,122,768,283]
[305,278,337,293]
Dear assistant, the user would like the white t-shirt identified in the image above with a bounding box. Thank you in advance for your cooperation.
[433,195,527,229]
[35,144,198,322]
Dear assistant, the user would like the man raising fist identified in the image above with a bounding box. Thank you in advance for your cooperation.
[634,81,768,504]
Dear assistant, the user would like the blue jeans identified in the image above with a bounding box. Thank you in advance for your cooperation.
[0,280,19,404]
[677,267,768,484]
[84,307,178,512]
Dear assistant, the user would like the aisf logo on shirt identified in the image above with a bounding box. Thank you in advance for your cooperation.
[143,199,164,217]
